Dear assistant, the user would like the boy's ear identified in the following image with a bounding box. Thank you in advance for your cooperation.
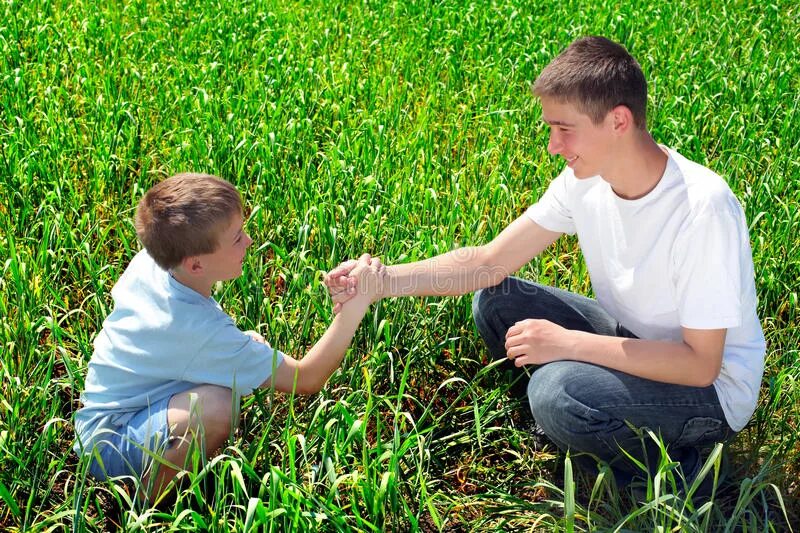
[610,105,634,135]
[180,255,204,275]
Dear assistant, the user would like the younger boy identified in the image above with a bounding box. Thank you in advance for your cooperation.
[74,173,384,500]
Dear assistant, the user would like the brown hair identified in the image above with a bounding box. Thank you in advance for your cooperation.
[533,36,648,129]
[134,173,242,270]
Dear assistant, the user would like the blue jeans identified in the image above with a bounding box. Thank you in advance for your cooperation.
[472,277,734,485]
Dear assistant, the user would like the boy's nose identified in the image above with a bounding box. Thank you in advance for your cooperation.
[547,132,562,155]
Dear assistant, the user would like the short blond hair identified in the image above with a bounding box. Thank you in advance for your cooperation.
[533,36,648,129]
[134,173,242,270]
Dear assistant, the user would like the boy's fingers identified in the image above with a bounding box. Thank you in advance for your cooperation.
[328,282,356,297]
[324,260,359,286]
[328,287,345,297]
[326,276,348,291]
[325,274,350,290]
[331,291,355,305]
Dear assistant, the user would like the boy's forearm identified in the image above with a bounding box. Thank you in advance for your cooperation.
[295,298,371,392]
[383,247,507,298]
[567,331,724,388]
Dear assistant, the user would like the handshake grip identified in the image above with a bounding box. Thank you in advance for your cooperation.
[323,254,386,313]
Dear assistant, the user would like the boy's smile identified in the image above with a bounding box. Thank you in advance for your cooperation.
[540,96,614,180]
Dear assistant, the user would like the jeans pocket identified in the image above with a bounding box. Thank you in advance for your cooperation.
[674,417,730,448]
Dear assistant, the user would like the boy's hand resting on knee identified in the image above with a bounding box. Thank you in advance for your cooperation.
[504,319,574,366]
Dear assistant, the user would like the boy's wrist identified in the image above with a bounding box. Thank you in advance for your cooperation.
[338,294,372,315]
[378,266,393,299]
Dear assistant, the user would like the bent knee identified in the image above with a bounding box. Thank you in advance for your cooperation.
[471,287,490,322]
[527,362,593,427]
[202,385,234,429]
[471,277,515,319]
[527,362,626,443]
[170,385,234,438]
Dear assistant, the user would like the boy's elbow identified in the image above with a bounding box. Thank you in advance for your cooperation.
[683,329,726,388]
[294,380,323,395]
[695,360,722,388]
[701,368,721,388]
[293,363,326,395]
[267,379,321,395]
[478,246,511,287]
[262,359,324,395]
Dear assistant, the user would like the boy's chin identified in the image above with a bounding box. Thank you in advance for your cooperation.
[570,165,594,179]
[222,268,244,281]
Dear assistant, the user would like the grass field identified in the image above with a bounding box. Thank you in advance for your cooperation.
[1,0,798,530]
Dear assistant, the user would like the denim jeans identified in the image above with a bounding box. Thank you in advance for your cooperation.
[472,277,734,485]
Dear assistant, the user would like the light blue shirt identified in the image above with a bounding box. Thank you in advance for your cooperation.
[74,250,284,452]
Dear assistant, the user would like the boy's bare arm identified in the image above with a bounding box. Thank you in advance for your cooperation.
[505,319,726,387]
[260,257,383,394]
[325,216,561,307]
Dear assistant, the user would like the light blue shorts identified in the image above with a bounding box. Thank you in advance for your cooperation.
[87,396,173,480]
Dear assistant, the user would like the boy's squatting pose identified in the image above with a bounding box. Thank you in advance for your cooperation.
[327,36,765,490]
[73,173,386,501]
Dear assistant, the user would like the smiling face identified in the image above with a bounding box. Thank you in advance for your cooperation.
[200,212,253,283]
[540,96,616,180]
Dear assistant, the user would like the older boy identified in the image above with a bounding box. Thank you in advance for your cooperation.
[327,37,765,489]
[74,173,384,500]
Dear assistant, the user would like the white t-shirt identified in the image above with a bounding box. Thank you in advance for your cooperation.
[525,148,765,432]
[74,250,284,452]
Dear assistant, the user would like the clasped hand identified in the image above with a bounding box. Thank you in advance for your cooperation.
[323,254,386,312]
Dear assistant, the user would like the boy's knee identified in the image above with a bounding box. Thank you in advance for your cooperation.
[201,386,234,436]
[528,363,599,438]
[170,385,234,442]
[528,363,628,453]
[471,278,513,325]
[527,363,570,423]
[471,289,486,327]
[472,283,509,359]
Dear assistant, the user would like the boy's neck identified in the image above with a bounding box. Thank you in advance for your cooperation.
[170,267,214,298]
[605,132,668,200]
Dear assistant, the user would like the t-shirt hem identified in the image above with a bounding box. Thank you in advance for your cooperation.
[713,382,753,433]
[247,350,286,392]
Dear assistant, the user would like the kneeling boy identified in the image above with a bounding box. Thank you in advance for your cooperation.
[74,173,383,500]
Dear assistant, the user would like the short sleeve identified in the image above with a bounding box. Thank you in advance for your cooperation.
[672,209,745,329]
[525,169,576,234]
[182,323,284,395]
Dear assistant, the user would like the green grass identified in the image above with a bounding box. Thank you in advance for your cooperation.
[2,0,798,530]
